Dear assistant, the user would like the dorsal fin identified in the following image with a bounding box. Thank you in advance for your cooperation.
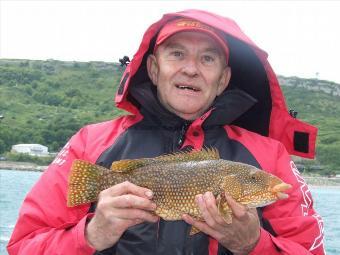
[155,147,220,163]
[110,148,220,172]
[110,158,153,172]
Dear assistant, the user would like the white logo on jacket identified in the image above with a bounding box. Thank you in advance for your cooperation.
[290,161,312,216]
[310,214,325,251]
[52,142,70,166]
[290,161,324,251]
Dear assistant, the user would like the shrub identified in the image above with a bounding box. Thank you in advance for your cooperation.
[4,152,54,165]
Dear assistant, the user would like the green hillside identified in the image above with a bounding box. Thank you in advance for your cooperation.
[0,59,124,153]
[278,76,340,174]
[0,59,339,174]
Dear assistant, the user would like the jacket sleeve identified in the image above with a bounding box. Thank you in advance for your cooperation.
[7,127,96,255]
[249,143,325,255]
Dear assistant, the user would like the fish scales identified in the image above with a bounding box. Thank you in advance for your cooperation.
[92,160,228,220]
[67,149,291,225]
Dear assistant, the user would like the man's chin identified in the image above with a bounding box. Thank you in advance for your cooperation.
[170,107,204,121]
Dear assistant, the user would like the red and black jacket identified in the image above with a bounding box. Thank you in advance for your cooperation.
[8,9,325,255]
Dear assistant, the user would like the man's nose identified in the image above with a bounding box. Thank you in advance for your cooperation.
[181,58,199,77]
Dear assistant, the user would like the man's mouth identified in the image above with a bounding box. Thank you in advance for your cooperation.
[175,85,200,92]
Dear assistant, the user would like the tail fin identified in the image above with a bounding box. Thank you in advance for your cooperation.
[67,159,103,207]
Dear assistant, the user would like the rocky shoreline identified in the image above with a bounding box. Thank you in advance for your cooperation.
[0,161,47,172]
[303,176,340,187]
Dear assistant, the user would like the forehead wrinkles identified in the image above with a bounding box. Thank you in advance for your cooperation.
[158,32,225,56]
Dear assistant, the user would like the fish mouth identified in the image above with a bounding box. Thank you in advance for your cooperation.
[175,84,201,92]
[271,183,292,192]
[238,182,292,206]
[270,182,292,200]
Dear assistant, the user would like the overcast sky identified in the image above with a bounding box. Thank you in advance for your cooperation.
[1,0,340,83]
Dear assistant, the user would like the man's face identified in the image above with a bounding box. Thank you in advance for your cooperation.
[147,31,231,120]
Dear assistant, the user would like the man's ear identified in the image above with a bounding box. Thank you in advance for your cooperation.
[147,54,159,86]
[217,67,231,96]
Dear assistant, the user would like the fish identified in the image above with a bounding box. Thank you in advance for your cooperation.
[67,148,291,232]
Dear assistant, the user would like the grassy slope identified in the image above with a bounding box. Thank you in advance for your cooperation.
[280,83,340,172]
[0,59,339,173]
[0,59,125,152]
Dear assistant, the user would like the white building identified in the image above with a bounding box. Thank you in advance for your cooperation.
[11,144,49,157]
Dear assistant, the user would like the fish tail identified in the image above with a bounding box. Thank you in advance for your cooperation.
[67,159,104,207]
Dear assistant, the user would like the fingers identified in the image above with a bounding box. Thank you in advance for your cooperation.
[190,192,228,236]
[105,181,154,199]
[196,193,226,226]
[193,192,251,229]
[86,181,159,250]
[98,181,157,211]
[112,208,159,223]
[113,194,157,211]
[184,192,261,254]
[224,193,249,221]
[96,181,158,222]
[182,214,222,240]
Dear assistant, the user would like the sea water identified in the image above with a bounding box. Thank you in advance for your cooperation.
[0,170,42,255]
[0,169,339,254]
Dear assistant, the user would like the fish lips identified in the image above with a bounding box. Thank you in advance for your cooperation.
[271,182,292,193]
[270,182,292,200]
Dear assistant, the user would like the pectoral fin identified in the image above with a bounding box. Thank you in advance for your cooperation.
[221,175,242,199]
[189,226,201,235]
[216,194,232,224]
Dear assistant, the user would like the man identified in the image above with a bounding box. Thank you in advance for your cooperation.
[8,9,325,255]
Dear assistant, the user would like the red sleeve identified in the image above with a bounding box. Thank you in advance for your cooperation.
[7,127,95,255]
[249,143,325,255]
[7,116,139,255]
[224,126,325,255]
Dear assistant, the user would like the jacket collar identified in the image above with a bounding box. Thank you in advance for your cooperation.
[128,81,257,129]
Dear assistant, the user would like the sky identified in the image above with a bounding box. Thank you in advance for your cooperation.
[1,0,340,83]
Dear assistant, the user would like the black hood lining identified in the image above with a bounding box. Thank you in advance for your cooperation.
[225,34,271,136]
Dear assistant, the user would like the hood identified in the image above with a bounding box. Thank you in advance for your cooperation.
[114,9,317,159]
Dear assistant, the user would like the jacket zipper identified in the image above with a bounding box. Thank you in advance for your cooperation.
[176,121,190,149]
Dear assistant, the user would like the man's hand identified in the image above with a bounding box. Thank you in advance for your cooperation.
[85,181,159,251]
[182,192,260,255]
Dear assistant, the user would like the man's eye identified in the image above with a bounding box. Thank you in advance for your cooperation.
[202,55,215,63]
[171,51,183,57]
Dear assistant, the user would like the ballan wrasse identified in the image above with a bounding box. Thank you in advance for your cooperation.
[67,149,291,232]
